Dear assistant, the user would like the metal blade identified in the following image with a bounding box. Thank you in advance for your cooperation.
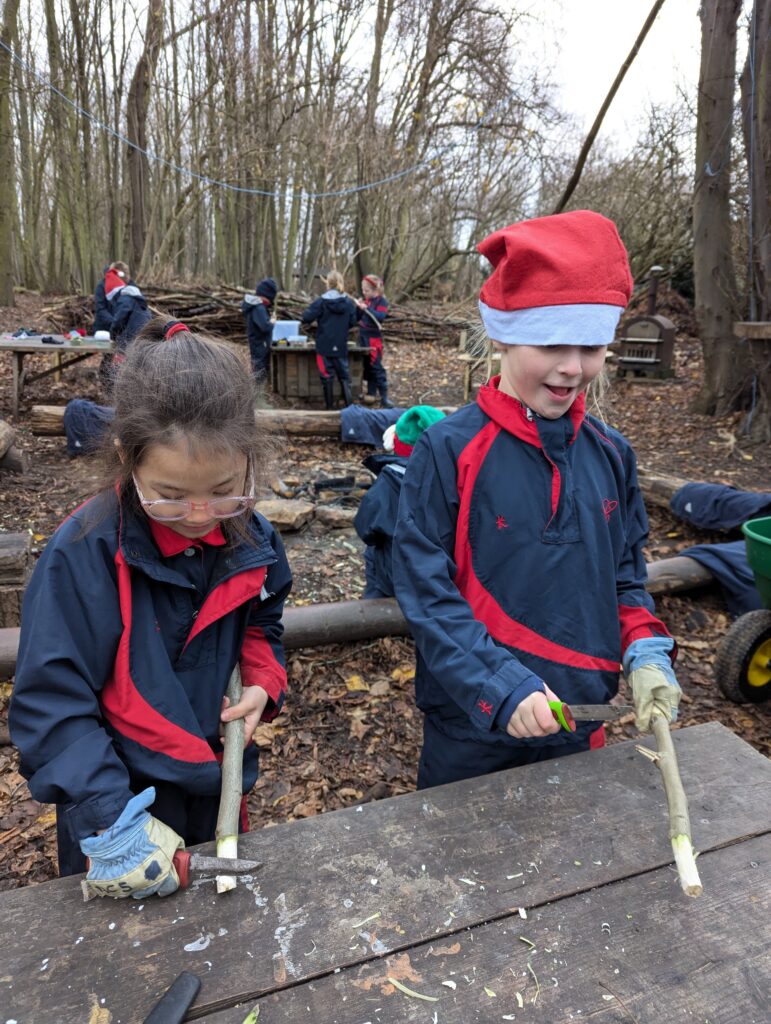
[568,704,635,721]
[188,854,262,874]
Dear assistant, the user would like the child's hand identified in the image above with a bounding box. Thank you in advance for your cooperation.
[221,686,270,747]
[505,684,562,739]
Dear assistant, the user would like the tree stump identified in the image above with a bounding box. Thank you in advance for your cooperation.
[0,533,33,628]
[0,419,27,475]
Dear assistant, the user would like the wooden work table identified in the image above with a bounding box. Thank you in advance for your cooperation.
[0,722,768,1022]
[270,342,371,402]
[0,335,114,417]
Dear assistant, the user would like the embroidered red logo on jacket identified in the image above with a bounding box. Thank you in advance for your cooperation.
[496,515,508,530]
[602,499,619,522]
[478,700,494,715]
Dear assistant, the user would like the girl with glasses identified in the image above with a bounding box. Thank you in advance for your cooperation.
[10,318,292,899]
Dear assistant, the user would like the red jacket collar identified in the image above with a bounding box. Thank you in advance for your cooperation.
[476,375,586,447]
[148,517,226,557]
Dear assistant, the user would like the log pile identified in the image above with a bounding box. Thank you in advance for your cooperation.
[41,287,472,347]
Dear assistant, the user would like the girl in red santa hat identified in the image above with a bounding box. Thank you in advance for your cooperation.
[392,210,681,788]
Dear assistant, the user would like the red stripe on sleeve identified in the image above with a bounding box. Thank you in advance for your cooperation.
[240,625,287,721]
[618,604,673,654]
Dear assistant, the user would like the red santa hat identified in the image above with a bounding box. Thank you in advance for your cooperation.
[477,210,633,346]
[104,268,126,301]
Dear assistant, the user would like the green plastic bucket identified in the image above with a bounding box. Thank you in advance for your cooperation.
[742,516,771,608]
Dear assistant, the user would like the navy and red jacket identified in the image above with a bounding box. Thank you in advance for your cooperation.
[392,377,672,748]
[241,294,273,349]
[301,290,358,358]
[354,453,408,598]
[358,294,389,342]
[9,492,292,840]
[110,285,152,351]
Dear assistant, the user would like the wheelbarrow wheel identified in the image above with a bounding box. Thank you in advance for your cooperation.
[714,609,771,703]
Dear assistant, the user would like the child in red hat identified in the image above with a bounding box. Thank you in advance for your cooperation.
[393,210,681,788]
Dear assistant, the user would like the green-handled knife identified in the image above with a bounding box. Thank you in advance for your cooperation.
[548,700,635,732]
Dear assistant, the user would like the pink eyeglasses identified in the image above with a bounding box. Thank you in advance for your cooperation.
[132,474,255,522]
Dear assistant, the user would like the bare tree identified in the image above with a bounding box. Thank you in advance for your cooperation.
[0,0,20,306]
[692,0,747,417]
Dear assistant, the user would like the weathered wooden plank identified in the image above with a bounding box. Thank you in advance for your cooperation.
[204,833,771,1023]
[0,724,767,1022]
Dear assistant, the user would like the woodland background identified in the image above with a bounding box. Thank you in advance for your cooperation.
[0,1,769,433]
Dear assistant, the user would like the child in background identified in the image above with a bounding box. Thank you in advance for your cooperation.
[393,211,681,789]
[91,264,113,334]
[302,270,358,408]
[106,262,151,352]
[241,277,278,381]
[356,274,393,408]
[355,405,445,598]
[10,318,292,899]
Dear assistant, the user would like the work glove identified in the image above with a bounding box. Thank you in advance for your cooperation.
[623,636,680,733]
[79,787,184,900]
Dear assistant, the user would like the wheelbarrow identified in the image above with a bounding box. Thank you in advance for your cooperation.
[714,515,771,703]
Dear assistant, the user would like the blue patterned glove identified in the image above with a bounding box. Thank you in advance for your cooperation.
[623,636,680,732]
[80,787,184,899]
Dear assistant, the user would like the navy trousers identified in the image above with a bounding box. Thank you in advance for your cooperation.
[248,337,270,380]
[417,714,604,789]
[316,353,350,384]
[362,337,388,396]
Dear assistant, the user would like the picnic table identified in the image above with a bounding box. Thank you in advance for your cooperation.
[0,334,114,417]
[0,721,768,1023]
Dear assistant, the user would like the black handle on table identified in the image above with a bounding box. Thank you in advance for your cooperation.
[142,971,201,1024]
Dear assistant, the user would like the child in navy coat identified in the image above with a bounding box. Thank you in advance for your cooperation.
[393,211,682,789]
[106,263,151,352]
[10,318,292,899]
[356,274,393,407]
[355,406,445,597]
[241,277,277,380]
[302,270,358,408]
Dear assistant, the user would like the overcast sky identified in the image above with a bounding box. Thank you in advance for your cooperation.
[532,0,705,141]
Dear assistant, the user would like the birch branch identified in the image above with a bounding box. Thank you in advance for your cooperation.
[637,716,703,897]
[215,664,244,894]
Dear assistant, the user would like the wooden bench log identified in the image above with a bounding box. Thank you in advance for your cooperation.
[29,405,458,438]
[0,556,716,678]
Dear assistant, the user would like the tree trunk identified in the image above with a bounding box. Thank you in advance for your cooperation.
[739,0,771,440]
[126,0,165,274]
[0,0,20,306]
[693,0,748,417]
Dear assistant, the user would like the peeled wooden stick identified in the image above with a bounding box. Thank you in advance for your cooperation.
[636,715,703,897]
[215,665,245,894]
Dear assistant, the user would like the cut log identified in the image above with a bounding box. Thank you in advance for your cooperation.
[0,556,720,678]
[637,470,691,509]
[29,405,457,438]
[282,598,411,649]
[29,405,68,435]
[645,556,714,595]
